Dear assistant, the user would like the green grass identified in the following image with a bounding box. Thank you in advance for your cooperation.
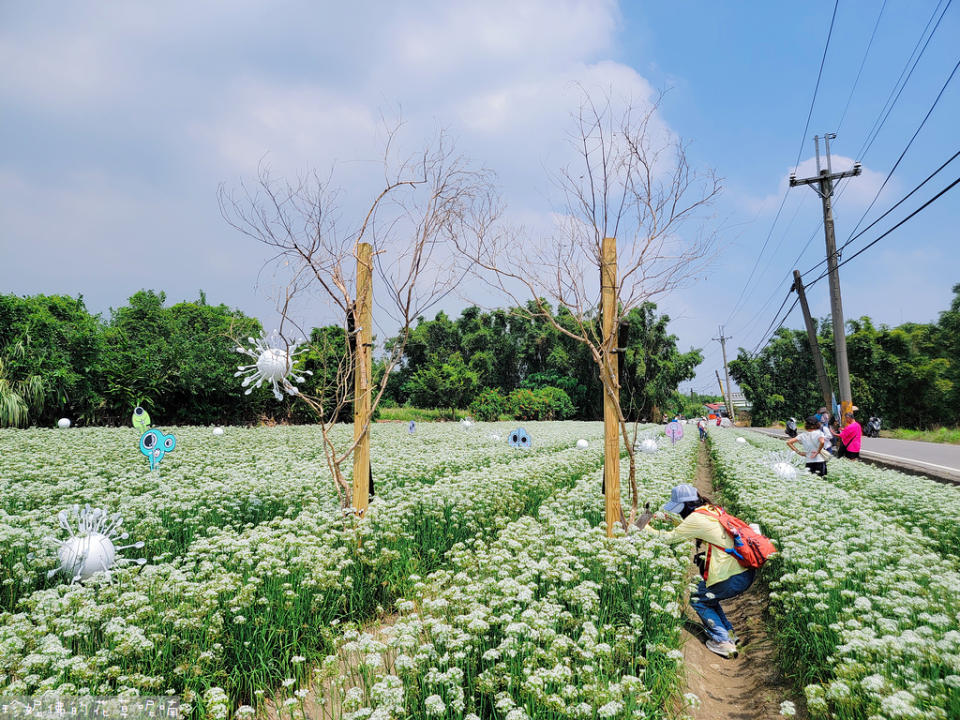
[884,426,960,444]
[376,405,467,422]
[376,405,515,422]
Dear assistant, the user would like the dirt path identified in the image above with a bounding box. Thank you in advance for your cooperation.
[680,442,806,720]
[264,614,398,720]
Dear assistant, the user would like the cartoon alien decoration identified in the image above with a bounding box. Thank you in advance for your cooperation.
[408,420,416,435]
[140,429,176,471]
[132,406,151,432]
[235,331,312,401]
[508,427,531,448]
[47,505,145,583]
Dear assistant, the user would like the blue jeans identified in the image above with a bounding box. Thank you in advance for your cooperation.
[689,568,756,643]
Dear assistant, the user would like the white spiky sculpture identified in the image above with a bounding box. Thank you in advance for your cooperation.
[47,505,146,583]
[235,331,312,401]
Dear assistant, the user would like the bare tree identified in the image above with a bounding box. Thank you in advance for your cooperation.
[458,90,721,528]
[220,125,498,508]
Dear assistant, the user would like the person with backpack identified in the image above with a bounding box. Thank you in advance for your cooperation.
[786,416,829,476]
[645,483,775,658]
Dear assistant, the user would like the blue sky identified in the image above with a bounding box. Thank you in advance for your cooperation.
[1,1,957,396]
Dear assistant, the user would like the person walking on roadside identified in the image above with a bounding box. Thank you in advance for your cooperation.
[645,484,756,658]
[787,416,828,476]
[839,410,862,460]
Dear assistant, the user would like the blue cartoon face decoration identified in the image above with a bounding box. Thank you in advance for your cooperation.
[508,427,532,449]
[139,429,176,471]
[132,406,151,433]
[408,420,416,435]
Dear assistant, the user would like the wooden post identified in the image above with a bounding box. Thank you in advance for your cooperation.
[601,236,620,537]
[352,242,373,516]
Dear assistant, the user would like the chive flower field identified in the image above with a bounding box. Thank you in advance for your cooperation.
[712,430,960,720]
[2,422,958,719]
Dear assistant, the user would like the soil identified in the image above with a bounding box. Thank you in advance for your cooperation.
[679,442,807,720]
[263,614,398,720]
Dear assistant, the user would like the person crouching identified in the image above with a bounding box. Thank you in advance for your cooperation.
[644,483,756,658]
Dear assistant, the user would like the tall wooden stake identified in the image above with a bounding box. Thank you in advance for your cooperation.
[601,236,621,537]
[352,242,373,516]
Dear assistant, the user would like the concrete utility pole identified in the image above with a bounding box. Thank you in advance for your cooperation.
[790,133,861,421]
[601,236,621,538]
[792,269,834,414]
[713,326,736,420]
[715,370,726,408]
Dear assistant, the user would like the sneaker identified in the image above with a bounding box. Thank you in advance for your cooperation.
[705,639,738,657]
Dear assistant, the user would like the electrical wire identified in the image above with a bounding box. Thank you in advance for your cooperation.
[844,57,960,244]
[724,2,840,328]
[795,0,840,173]
[840,148,960,254]
[837,0,888,133]
[751,296,801,356]
[752,157,960,356]
[809,174,960,283]
[749,288,795,354]
[855,0,953,162]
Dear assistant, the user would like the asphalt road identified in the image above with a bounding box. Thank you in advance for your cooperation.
[750,427,960,483]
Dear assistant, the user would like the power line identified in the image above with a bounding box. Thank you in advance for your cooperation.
[749,288,795,354]
[840,148,960,254]
[752,296,800,356]
[855,0,953,161]
[725,2,840,328]
[795,0,840,172]
[724,192,789,325]
[753,171,960,357]
[837,0,888,132]
[844,56,960,244]
[817,174,960,280]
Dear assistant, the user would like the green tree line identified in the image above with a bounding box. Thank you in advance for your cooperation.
[729,283,960,429]
[0,290,703,427]
[383,301,702,422]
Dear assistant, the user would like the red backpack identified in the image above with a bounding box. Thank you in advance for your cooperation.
[694,506,777,579]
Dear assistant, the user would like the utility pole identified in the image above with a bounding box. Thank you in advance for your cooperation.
[713,326,735,421]
[715,370,726,407]
[790,133,861,421]
[792,269,834,413]
[601,237,621,537]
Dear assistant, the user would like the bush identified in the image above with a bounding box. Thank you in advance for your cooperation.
[536,385,575,420]
[469,387,505,421]
[506,386,575,421]
[507,388,541,421]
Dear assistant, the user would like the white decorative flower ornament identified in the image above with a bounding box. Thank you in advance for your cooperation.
[766,450,805,480]
[47,505,146,583]
[235,331,312,401]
